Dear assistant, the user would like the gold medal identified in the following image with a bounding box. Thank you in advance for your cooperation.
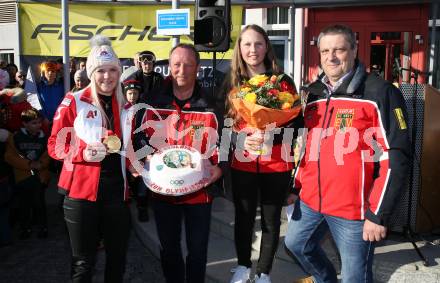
[103,135,121,153]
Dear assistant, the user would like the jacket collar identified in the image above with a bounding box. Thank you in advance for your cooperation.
[152,76,206,109]
[310,60,367,97]
[20,128,45,138]
[78,87,94,104]
[77,86,123,137]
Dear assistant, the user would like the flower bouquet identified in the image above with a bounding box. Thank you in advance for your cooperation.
[231,74,301,129]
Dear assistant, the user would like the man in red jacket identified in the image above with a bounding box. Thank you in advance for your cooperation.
[284,24,411,283]
[139,44,222,283]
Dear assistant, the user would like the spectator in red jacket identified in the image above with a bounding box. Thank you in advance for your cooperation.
[0,88,49,135]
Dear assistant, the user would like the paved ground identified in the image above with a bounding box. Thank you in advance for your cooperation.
[0,185,165,283]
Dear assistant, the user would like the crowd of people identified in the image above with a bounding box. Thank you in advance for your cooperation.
[0,23,411,283]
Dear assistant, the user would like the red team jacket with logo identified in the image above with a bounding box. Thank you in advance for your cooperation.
[294,63,411,225]
[139,80,220,205]
[47,87,131,201]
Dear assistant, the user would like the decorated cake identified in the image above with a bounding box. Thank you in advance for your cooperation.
[143,145,211,196]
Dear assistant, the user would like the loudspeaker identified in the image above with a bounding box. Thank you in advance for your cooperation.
[194,0,231,52]
[388,84,440,233]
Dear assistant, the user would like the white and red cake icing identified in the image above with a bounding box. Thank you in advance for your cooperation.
[143,145,211,196]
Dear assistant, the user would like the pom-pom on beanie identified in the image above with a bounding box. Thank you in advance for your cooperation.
[86,35,121,79]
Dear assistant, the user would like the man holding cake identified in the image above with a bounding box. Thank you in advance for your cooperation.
[139,43,222,283]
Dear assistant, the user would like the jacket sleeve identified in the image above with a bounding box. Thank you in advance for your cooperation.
[47,93,87,164]
[39,151,51,170]
[206,98,220,167]
[365,83,411,226]
[4,134,31,171]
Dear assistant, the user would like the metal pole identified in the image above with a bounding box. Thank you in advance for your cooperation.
[289,6,295,81]
[212,52,216,99]
[293,6,304,92]
[172,0,180,47]
[15,3,22,70]
[62,0,70,92]
[429,3,438,86]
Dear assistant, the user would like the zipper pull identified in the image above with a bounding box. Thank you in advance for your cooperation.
[324,107,334,139]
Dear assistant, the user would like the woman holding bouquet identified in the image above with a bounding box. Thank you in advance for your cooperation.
[221,24,303,283]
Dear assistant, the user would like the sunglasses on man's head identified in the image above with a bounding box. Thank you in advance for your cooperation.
[140,54,155,63]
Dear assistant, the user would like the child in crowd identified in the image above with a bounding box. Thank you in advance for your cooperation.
[123,79,149,222]
[5,108,50,239]
[123,79,141,105]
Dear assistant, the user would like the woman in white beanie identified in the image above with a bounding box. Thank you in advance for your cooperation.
[47,35,132,283]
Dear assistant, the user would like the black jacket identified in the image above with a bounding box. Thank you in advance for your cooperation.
[134,70,164,102]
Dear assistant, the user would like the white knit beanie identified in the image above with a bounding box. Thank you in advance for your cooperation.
[74,69,88,82]
[86,35,121,79]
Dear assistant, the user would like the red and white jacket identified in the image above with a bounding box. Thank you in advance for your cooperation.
[294,63,411,225]
[47,87,131,202]
[138,80,219,204]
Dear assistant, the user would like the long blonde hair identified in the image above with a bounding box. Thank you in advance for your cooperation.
[225,24,281,124]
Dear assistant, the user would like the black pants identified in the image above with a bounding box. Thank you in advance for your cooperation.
[153,199,212,283]
[231,169,291,275]
[15,176,47,230]
[63,197,131,283]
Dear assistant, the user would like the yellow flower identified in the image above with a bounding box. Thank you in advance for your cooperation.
[240,87,252,93]
[244,92,257,104]
[278,92,295,103]
[248,75,269,86]
[281,102,292,110]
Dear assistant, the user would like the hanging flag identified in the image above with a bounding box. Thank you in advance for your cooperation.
[24,66,42,110]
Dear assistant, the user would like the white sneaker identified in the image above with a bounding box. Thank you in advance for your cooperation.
[230,265,251,283]
[254,273,271,283]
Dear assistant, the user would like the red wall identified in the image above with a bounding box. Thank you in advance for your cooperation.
[304,4,429,83]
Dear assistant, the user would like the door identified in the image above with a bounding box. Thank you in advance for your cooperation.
[369,31,412,84]
[269,36,289,72]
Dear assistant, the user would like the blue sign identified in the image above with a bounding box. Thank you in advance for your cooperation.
[156,9,190,35]
[158,13,188,29]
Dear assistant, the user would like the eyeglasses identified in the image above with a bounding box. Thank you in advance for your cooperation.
[17,75,24,78]
[140,54,155,63]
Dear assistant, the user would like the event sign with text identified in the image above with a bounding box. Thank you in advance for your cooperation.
[19,3,242,59]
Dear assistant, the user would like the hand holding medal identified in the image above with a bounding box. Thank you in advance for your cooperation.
[103,130,121,154]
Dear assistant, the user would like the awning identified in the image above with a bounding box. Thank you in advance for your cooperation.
[290,0,433,8]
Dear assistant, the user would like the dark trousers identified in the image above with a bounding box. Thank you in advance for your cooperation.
[15,176,47,230]
[153,199,212,283]
[231,169,291,275]
[63,197,131,283]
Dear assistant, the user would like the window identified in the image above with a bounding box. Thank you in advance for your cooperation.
[267,7,289,25]
[0,53,14,64]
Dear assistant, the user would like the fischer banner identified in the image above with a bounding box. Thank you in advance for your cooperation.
[19,3,242,59]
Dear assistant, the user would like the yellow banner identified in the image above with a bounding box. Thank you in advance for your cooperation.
[19,3,242,59]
